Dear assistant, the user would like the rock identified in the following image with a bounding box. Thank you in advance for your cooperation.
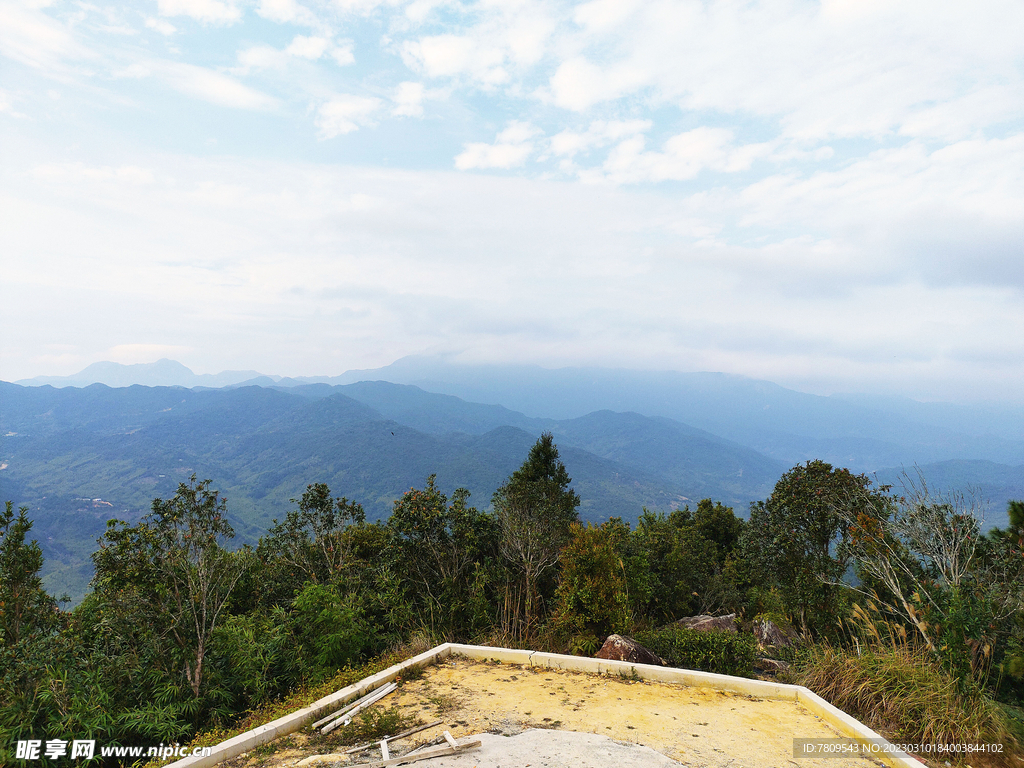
[753,617,800,648]
[673,614,738,633]
[755,658,791,674]
[594,635,666,666]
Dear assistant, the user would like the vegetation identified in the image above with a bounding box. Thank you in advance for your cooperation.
[3,439,1024,765]
[800,643,1011,750]
[636,626,757,677]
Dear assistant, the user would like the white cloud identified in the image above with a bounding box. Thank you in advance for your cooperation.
[2,0,1022,403]
[159,61,279,110]
[315,95,382,138]
[235,44,287,72]
[392,81,424,117]
[455,121,541,170]
[330,0,388,14]
[589,128,772,184]
[286,35,328,59]
[401,4,556,87]
[0,1,91,70]
[549,120,652,158]
[330,41,355,65]
[157,0,241,24]
[0,89,26,118]
[546,57,607,111]
[31,162,156,185]
[255,0,317,25]
[403,34,506,84]
[549,0,1023,142]
[144,17,177,35]
[7,155,1023,400]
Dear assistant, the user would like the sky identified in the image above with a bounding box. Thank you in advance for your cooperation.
[1,0,1022,402]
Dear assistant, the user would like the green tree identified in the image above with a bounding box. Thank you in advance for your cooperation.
[0,502,63,747]
[289,583,373,677]
[92,476,246,700]
[847,483,1024,686]
[257,483,366,602]
[550,521,632,654]
[388,476,496,640]
[625,503,742,623]
[0,502,58,648]
[742,460,880,637]
[492,434,580,641]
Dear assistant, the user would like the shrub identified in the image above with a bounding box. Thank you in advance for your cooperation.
[290,582,375,678]
[550,523,632,656]
[636,626,756,677]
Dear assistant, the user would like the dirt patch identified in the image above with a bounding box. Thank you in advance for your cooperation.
[222,655,887,768]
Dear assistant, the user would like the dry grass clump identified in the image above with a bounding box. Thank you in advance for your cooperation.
[799,643,1014,752]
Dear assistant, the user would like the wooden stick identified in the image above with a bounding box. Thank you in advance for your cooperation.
[311,682,396,730]
[321,683,397,734]
[345,721,443,754]
[442,732,457,749]
[346,739,481,768]
[379,740,389,761]
[402,735,445,757]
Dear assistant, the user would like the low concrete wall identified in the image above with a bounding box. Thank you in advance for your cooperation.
[166,642,927,768]
[164,644,456,768]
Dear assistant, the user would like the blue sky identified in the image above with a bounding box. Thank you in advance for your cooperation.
[1,0,1022,401]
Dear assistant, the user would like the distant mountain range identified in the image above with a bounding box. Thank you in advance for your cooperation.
[0,380,783,601]
[17,359,268,389]
[5,357,1023,602]
[18,357,1024,469]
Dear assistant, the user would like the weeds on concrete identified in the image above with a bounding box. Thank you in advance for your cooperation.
[309,706,420,749]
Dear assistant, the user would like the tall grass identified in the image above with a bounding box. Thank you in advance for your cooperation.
[799,643,1014,751]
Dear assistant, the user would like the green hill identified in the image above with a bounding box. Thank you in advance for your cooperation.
[2,382,778,601]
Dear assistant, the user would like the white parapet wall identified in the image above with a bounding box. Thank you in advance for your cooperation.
[165,642,927,768]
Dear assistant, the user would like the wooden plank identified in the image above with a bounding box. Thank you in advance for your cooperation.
[320,683,397,735]
[311,682,396,730]
[402,735,444,757]
[380,740,389,761]
[442,732,457,749]
[347,739,481,768]
[345,721,444,754]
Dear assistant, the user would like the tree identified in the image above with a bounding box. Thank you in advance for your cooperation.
[845,477,1024,682]
[550,522,632,654]
[492,434,581,641]
[388,476,496,640]
[0,502,58,648]
[1,502,63,745]
[92,476,245,699]
[626,502,744,623]
[258,483,366,595]
[742,460,881,637]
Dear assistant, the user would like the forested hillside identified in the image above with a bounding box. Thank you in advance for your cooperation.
[0,381,783,600]
[2,437,1023,766]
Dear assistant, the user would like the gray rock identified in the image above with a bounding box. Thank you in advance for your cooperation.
[594,635,666,666]
[673,613,738,633]
[753,617,800,648]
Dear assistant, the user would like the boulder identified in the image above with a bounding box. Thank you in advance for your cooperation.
[673,614,738,633]
[753,617,800,648]
[594,635,666,666]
